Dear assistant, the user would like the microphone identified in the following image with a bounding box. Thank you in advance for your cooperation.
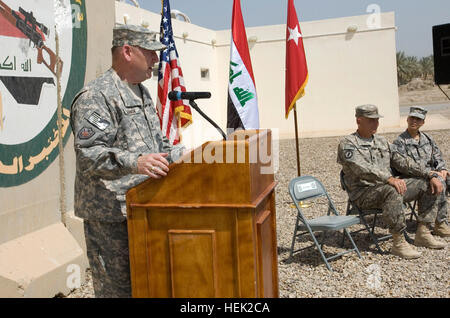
[167,91,226,140]
[168,91,211,101]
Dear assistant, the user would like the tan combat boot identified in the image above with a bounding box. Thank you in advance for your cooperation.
[391,233,421,259]
[433,222,450,238]
[415,222,446,249]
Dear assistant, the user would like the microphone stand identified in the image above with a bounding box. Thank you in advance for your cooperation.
[188,99,227,140]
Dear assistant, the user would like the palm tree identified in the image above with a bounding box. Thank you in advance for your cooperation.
[396,52,431,85]
[405,55,421,80]
[397,51,409,85]
[419,55,434,80]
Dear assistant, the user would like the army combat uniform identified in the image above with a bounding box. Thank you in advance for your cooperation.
[70,68,185,297]
[337,132,439,234]
[393,130,448,224]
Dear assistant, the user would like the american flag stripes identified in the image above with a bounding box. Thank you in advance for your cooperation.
[157,0,192,145]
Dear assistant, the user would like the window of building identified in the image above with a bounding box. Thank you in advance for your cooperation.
[201,68,210,80]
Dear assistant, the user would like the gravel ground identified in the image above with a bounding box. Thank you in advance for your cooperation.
[63,129,450,298]
[276,129,449,298]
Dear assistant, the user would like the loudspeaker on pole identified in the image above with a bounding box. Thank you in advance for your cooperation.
[433,23,450,85]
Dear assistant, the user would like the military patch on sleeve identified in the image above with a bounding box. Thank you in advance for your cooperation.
[392,142,406,155]
[86,112,110,131]
[344,150,354,159]
[78,127,95,140]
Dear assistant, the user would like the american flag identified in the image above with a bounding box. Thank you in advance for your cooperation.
[157,0,192,145]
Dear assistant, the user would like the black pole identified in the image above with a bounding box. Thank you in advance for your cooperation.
[188,99,227,141]
[293,104,301,177]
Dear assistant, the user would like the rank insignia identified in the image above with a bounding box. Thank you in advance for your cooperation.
[78,127,95,140]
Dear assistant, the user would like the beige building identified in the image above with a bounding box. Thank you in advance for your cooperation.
[0,0,407,297]
[116,2,401,148]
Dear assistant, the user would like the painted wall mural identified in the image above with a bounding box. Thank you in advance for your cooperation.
[0,0,87,187]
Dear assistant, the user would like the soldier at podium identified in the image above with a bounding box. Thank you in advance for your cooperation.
[70,24,186,297]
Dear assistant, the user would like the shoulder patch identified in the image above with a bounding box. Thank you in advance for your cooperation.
[86,112,110,131]
[394,142,406,154]
[78,127,95,140]
[344,149,354,159]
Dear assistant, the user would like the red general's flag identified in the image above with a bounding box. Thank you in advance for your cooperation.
[285,0,308,119]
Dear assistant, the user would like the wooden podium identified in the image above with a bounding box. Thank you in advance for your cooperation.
[126,130,279,298]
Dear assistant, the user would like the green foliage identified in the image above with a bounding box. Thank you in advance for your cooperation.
[397,51,434,86]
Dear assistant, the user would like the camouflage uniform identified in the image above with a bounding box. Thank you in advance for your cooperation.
[393,118,448,224]
[338,132,439,234]
[70,25,184,297]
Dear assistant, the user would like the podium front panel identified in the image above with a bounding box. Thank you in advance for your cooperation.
[128,207,262,298]
[127,131,279,298]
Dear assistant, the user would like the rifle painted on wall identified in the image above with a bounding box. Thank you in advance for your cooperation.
[0,0,62,76]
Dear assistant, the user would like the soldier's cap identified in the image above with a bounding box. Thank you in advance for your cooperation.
[112,24,166,51]
[355,104,383,119]
[408,106,427,120]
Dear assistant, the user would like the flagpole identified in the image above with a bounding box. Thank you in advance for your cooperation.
[293,103,301,177]
[178,114,182,143]
[293,103,310,209]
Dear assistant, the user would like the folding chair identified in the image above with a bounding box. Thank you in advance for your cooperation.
[288,175,361,271]
[340,171,415,252]
[406,201,418,222]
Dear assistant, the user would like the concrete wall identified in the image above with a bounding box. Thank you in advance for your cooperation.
[116,2,400,146]
[230,13,400,138]
[0,0,116,297]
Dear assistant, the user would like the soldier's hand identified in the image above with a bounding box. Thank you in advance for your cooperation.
[137,153,170,178]
[387,177,407,195]
[430,177,443,195]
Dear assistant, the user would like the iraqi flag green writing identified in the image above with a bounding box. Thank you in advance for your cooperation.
[227,0,259,130]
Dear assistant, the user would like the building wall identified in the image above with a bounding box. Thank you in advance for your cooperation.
[116,2,399,146]
[237,13,400,138]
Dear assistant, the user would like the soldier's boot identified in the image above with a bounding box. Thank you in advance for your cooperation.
[433,221,450,238]
[415,222,446,249]
[391,233,421,259]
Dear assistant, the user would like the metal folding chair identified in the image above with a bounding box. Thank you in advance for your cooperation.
[406,201,418,222]
[288,175,362,271]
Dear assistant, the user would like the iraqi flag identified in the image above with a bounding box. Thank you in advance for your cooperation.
[227,0,259,130]
[285,0,308,119]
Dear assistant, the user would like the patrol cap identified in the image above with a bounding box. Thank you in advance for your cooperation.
[112,24,166,51]
[355,104,383,118]
[408,106,427,120]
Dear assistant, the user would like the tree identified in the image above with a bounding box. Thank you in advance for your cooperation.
[396,52,434,86]
[397,51,409,85]
[419,55,434,80]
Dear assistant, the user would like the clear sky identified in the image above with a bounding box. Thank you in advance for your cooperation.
[132,0,450,58]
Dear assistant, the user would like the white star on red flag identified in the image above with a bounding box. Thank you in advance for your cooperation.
[288,25,302,46]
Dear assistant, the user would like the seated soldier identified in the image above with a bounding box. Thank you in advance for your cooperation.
[393,106,449,238]
[337,104,446,259]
